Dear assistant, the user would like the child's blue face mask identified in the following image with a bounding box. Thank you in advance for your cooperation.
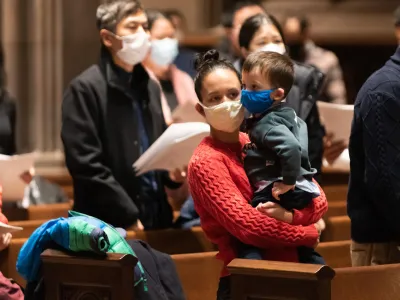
[241,89,275,114]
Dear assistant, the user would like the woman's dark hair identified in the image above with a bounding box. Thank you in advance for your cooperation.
[239,13,285,50]
[145,9,172,31]
[193,50,240,102]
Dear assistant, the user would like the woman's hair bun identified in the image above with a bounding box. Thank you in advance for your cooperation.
[194,49,220,72]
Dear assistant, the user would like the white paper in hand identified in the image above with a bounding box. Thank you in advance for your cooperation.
[133,122,210,175]
[172,102,206,123]
[0,153,36,201]
[317,101,354,141]
[0,222,23,234]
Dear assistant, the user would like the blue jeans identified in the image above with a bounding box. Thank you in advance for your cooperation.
[217,276,231,300]
[173,195,201,229]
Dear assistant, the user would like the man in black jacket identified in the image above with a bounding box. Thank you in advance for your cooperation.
[61,0,182,229]
[348,46,400,266]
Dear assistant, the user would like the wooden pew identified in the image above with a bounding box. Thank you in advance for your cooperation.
[228,259,400,300]
[41,249,137,300]
[323,184,348,202]
[171,241,351,300]
[134,227,216,254]
[173,252,222,300]
[321,216,351,242]
[228,259,335,300]
[9,219,47,239]
[317,240,351,268]
[3,202,72,222]
[0,238,26,286]
[26,202,71,220]
[332,264,400,300]
[326,201,347,218]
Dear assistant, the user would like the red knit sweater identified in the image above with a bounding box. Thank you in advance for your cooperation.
[188,133,327,277]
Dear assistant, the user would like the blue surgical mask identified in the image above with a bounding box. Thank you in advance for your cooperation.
[241,89,275,114]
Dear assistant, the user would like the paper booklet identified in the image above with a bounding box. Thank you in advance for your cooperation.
[0,222,23,234]
[0,152,36,201]
[317,101,354,142]
[171,102,206,123]
[133,122,210,175]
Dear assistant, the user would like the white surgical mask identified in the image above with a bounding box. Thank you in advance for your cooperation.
[115,31,151,66]
[257,43,286,55]
[151,38,179,66]
[199,100,244,133]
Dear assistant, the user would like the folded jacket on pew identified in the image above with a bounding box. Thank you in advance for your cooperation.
[16,211,147,291]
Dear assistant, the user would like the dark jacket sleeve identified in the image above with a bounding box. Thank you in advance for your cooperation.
[366,93,400,232]
[306,103,324,181]
[61,81,139,227]
[347,96,366,219]
[256,122,302,185]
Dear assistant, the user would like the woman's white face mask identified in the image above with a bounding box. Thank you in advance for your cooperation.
[257,43,286,55]
[115,31,151,66]
[151,38,179,67]
[199,100,245,133]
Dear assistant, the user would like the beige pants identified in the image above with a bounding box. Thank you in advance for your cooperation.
[351,241,400,266]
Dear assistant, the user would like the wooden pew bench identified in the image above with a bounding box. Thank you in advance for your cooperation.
[3,202,72,222]
[228,259,334,300]
[228,259,400,300]
[41,249,136,299]
[322,184,348,202]
[321,216,351,242]
[9,219,48,239]
[325,201,347,218]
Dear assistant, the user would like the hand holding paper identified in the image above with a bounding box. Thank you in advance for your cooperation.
[317,101,354,142]
[133,122,210,175]
[0,223,23,235]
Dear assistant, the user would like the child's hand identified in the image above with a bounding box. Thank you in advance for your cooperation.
[0,233,12,251]
[272,182,295,200]
[256,202,293,223]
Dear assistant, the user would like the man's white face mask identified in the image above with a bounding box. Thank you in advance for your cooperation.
[114,31,151,66]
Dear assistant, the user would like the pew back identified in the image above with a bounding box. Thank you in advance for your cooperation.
[332,263,400,300]
[134,227,216,254]
[172,251,222,300]
[321,216,351,242]
[228,259,335,300]
[41,249,136,300]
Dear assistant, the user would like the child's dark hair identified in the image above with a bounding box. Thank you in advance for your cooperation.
[193,50,241,102]
[243,51,294,96]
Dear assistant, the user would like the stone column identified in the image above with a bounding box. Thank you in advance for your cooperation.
[1,0,103,170]
[27,0,64,153]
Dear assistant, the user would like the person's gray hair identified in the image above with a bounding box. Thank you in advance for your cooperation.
[96,0,143,32]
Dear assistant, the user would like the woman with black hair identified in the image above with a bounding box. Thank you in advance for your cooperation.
[188,49,325,300]
[237,13,326,179]
[0,44,17,155]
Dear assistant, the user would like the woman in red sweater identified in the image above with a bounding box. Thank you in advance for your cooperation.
[188,50,327,300]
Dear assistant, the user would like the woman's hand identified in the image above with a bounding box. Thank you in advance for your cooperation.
[312,221,323,249]
[169,166,188,183]
[324,132,347,164]
[0,233,12,251]
[256,202,293,224]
